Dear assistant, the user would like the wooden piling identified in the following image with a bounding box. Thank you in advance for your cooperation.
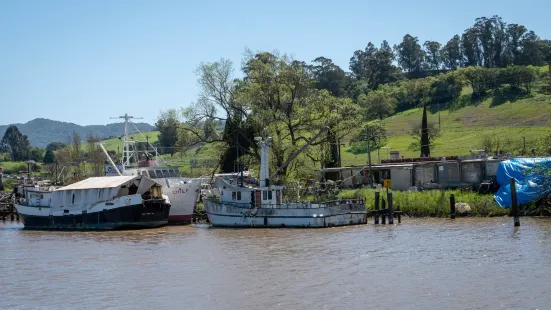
[510,178,520,227]
[450,194,456,219]
[396,205,401,223]
[374,191,380,224]
[387,192,394,225]
[381,199,386,224]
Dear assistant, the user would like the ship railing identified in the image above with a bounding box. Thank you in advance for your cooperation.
[214,198,365,209]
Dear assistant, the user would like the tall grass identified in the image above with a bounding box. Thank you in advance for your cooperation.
[338,188,509,217]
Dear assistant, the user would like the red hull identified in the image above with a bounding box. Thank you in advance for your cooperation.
[168,214,192,224]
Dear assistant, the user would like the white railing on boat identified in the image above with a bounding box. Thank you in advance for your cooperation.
[208,199,365,209]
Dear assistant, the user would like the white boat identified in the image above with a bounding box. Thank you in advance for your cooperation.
[204,137,368,228]
[101,114,200,224]
[105,163,199,223]
[14,175,171,230]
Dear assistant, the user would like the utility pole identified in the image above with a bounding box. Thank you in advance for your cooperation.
[363,129,372,186]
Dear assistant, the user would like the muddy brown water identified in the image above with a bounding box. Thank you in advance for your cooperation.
[2,217,551,309]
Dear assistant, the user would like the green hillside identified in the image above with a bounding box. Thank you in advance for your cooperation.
[100,131,160,152]
[110,95,551,173]
[340,93,551,166]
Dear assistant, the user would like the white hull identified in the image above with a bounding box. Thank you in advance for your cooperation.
[107,169,200,223]
[163,179,200,222]
[204,200,367,228]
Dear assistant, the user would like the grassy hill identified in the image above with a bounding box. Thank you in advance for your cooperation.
[340,92,551,166]
[106,93,551,174]
[100,131,160,152]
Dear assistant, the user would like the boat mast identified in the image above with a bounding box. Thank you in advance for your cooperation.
[255,136,272,187]
[110,113,143,169]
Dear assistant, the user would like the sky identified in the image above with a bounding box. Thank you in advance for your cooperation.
[1,0,550,126]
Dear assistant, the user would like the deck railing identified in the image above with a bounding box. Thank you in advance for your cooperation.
[206,198,365,209]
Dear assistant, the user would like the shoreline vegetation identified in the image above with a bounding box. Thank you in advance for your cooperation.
[338,188,548,218]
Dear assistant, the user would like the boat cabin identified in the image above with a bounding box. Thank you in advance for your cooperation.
[217,178,284,207]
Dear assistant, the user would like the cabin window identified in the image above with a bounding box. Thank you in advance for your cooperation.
[156,170,164,178]
[148,170,157,178]
[163,170,170,178]
[72,193,75,204]
[268,191,272,200]
[232,192,236,200]
[237,191,241,200]
[169,170,177,178]
[263,191,267,200]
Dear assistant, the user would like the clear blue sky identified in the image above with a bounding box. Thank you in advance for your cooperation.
[1,0,549,126]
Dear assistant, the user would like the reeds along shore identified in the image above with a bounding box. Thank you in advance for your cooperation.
[338,188,547,217]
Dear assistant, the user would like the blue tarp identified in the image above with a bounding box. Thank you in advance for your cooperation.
[494,157,551,208]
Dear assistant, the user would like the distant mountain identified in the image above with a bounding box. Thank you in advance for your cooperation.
[0,118,156,148]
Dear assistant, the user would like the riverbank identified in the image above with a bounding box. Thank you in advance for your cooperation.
[338,188,547,217]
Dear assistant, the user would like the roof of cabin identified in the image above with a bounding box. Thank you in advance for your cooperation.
[57,176,138,191]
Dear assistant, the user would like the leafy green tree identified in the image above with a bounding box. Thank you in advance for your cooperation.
[240,51,360,179]
[506,23,528,65]
[29,147,44,162]
[43,149,55,164]
[408,118,441,155]
[309,56,346,97]
[423,41,442,70]
[46,142,66,151]
[155,109,180,156]
[519,31,545,66]
[442,35,463,70]
[358,89,397,120]
[1,125,30,161]
[348,122,387,154]
[459,66,491,97]
[462,28,482,67]
[395,34,425,73]
[472,16,507,67]
[349,41,402,90]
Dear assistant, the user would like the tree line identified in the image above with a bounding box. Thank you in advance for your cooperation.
[0,126,106,183]
[151,15,551,183]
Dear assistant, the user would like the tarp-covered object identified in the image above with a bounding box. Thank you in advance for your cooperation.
[494,158,551,208]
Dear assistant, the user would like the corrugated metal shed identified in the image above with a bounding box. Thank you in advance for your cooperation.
[389,165,414,190]
[57,176,138,191]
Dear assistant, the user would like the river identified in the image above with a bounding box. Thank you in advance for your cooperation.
[1,217,551,309]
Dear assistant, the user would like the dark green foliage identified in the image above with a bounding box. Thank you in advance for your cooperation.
[43,149,55,164]
[29,147,44,162]
[349,41,403,90]
[46,142,66,151]
[219,117,260,173]
[424,41,442,70]
[420,103,430,157]
[1,125,30,161]
[442,35,462,70]
[396,34,425,73]
[309,57,346,97]
[155,109,180,156]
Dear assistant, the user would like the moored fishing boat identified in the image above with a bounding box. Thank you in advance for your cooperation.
[204,137,368,228]
[101,114,200,224]
[14,175,170,230]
